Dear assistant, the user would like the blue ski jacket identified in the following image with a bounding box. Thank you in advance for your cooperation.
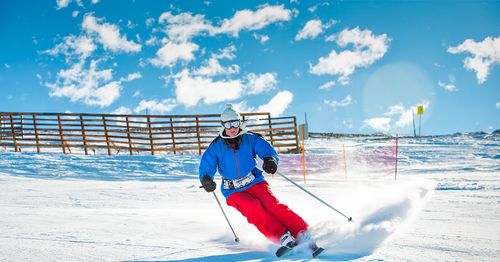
[199,132,279,198]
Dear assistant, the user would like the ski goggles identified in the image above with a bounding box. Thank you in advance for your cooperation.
[221,120,241,129]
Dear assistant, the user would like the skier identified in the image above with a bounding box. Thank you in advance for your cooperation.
[199,104,311,250]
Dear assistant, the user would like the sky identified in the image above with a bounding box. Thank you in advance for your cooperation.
[0,0,499,135]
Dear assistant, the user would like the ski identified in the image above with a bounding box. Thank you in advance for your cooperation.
[275,242,324,258]
[312,246,325,258]
[275,241,297,257]
[275,245,293,257]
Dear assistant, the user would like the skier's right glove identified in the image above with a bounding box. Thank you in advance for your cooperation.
[201,175,216,192]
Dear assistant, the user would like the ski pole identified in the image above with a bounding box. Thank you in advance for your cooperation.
[275,171,354,222]
[212,191,240,242]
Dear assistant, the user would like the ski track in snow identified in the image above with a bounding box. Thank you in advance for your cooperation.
[0,133,499,261]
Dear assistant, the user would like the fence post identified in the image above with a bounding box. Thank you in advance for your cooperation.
[147,116,154,155]
[170,116,176,154]
[293,116,300,153]
[126,116,133,155]
[79,114,88,155]
[32,113,40,153]
[9,113,19,152]
[196,116,202,156]
[267,113,274,146]
[301,124,306,184]
[57,114,66,154]
[102,115,111,156]
[20,114,24,138]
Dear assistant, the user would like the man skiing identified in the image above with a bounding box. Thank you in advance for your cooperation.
[199,104,312,252]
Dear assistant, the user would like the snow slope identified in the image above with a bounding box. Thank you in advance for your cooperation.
[0,133,499,261]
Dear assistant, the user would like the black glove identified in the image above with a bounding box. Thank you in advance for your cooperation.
[201,175,216,192]
[262,157,277,174]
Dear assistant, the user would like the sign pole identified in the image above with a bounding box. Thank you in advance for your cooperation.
[417,105,424,137]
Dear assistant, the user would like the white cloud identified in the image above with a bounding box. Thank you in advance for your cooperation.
[447,36,500,84]
[91,0,100,4]
[121,72,141,82]
[363,101,430,132]
[384,104,413,128]
[82,14,141,53]
[150,41,199,68]
[194,56,239,77]
[4,64,11,69]
[193,45,239,77]
[218,90,293,118]
[438,81,457,92]
[127,20,136,29]
[91,81,122,107]
[496,102,500,109]
[145,36,161,46]
[56,0,71,9]
[253,33,270,44]
[55,0,84,9]
[42,35,96,63]
[256,91,293,117]
[45,59,141,107]
[216,5,292,37]
[245,72,277,95]
[174,69,244,107]
[215,45,237,60]
[172,66,280,108]
[158,12,214,43]
[324,95,352,109]
[230,101,254,114]
[44,10,144,109]
[134,98,177,114]
[311,27,390,85]
[308,2,330,13]
[146,18,155,27]
[363,117,391,132]
[156,8,288,56]
[295,19,323,41]
[111,106,132,115]
[319,81,335,90]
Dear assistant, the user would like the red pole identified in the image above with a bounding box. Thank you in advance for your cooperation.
[395,134,399,180]
[301,125,306,184]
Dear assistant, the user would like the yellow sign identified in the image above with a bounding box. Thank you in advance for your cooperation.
[417,105,424,115]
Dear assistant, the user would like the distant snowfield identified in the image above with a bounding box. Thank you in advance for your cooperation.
[0,134,499,261]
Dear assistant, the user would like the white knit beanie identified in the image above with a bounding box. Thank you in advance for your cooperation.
[220,104,240,122]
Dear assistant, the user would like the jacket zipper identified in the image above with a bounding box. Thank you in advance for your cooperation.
[233,149,241,178]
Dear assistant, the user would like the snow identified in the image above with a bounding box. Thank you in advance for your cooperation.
[0,133,499,261]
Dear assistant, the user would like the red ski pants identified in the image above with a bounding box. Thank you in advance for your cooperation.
[226,181,308,243]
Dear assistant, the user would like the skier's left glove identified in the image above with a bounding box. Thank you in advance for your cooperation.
[262,157,277,174]
[201,175,216,192]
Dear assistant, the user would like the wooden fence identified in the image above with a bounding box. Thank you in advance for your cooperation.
[0,112,300,155]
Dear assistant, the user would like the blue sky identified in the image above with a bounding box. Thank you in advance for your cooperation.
[1,0,499,135]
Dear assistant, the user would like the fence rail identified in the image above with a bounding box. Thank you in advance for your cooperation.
[0,112,300,155]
